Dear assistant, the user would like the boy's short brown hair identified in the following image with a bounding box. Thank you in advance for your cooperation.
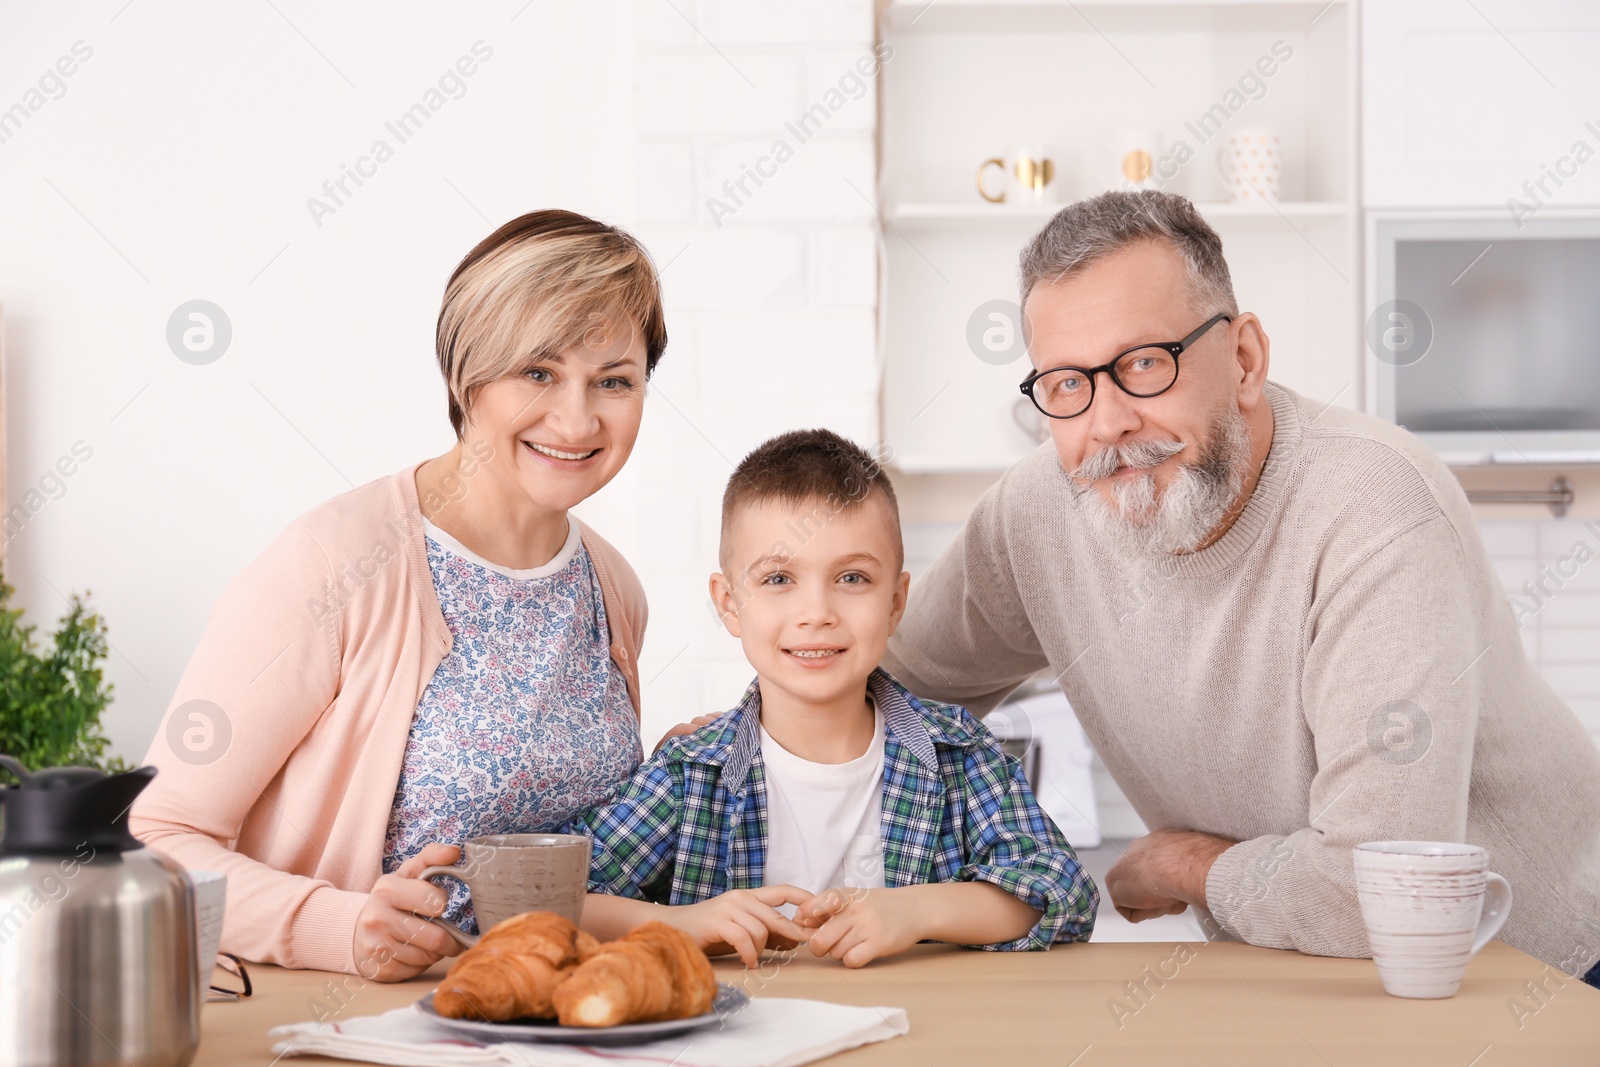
[720,429,900,568]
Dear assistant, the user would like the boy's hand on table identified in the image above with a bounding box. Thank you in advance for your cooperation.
[353,841,467,981]
[794,887,921,968]
[659,885,815,967]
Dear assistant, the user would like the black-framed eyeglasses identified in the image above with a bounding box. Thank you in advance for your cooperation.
[1018,313,1233,420]
[207,952,253,1002]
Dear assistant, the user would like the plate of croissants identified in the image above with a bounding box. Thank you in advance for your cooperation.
[420,911,749,1046]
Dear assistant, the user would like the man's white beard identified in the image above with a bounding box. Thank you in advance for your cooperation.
[1068,404,1253,558]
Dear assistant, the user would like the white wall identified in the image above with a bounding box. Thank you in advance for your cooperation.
[0,1,640,761]
[0,0,881,763]
[1479,519,1600,744]
[582,0,881,748]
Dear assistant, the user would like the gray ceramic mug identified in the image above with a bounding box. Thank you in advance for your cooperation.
[416,833,591,948]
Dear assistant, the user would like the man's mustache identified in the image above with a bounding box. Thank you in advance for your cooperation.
[1070,438,1186,481]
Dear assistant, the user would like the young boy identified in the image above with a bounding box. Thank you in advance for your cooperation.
[563,429,1097,967]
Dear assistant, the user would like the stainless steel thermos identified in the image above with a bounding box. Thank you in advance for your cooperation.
[0,755,199,1067]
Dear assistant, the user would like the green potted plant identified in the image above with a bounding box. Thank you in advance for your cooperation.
[0,573,124,775]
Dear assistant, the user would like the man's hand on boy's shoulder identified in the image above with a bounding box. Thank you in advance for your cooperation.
[794,886,923,969]
[652,713,722,754]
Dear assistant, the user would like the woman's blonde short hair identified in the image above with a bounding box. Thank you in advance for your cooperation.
[435,210,667,436]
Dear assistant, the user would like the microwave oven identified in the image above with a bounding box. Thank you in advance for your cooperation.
[1368,211,1600,465]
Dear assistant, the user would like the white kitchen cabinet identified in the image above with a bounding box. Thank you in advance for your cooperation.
[1362,0,1600,210]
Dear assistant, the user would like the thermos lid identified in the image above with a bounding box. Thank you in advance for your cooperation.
[0,755,155,856]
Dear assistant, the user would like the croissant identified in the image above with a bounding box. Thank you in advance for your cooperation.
[552,921,716,1028]
[432,911,586,1021]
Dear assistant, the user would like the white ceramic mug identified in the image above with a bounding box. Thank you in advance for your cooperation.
[1216,127,1280,203]
[976,145,1057,205]
[1353,841,1513,999]
[1111,129,1161,191]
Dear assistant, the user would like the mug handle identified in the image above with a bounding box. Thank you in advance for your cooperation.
[1012,396,1047,444]
[1469,872,1514,958]
[414,865,479,949]
[1213,140,1234,186]
[975,157,1007,203]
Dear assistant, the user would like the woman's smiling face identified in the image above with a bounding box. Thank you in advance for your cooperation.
[464,319,648,514]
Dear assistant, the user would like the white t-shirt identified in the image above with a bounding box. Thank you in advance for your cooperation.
[759,701,888,901]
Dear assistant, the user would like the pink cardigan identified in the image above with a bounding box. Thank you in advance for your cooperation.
[129,465,646,974]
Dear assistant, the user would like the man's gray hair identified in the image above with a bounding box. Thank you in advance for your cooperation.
[1019,190,1238,318]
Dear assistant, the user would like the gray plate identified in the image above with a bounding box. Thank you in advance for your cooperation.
[416,983,749,1047]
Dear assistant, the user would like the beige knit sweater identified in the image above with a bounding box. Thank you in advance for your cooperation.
[884,383,1600,973]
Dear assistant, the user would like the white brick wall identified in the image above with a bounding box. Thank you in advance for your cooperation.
[809,224,879,306]
[580,0,882,748]
[643,226,808,309]
[698,137,875,222]
[695,2,872,46]
[634,53,805,136]
[1481,518,1600,744]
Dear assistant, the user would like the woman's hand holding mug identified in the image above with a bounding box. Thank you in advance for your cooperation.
[352,842,466,981]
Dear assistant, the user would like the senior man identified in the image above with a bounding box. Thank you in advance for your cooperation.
[882,189,1600,980]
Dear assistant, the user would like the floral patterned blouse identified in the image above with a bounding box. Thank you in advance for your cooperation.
[381,517,641,934]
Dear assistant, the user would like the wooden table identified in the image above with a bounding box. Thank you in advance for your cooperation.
[197,941,1600,1066]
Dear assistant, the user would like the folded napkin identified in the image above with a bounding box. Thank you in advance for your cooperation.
[268,996,909,1067]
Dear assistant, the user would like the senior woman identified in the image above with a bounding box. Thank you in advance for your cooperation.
[130,210,664,981]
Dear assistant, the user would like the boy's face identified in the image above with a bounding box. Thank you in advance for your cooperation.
[711,493,909,711]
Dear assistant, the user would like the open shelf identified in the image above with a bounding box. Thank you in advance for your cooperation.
[885,0,1348,34]
[1441,453,1600,468]
[878,0,1359,474]
[888,200,1350,226]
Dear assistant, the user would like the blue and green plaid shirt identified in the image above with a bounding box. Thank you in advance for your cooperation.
[560,669,1098,950]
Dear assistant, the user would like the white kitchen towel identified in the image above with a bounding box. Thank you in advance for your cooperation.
[268,997,909,1067]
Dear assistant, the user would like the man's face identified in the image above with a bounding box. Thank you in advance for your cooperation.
[1023,240,1256,554]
